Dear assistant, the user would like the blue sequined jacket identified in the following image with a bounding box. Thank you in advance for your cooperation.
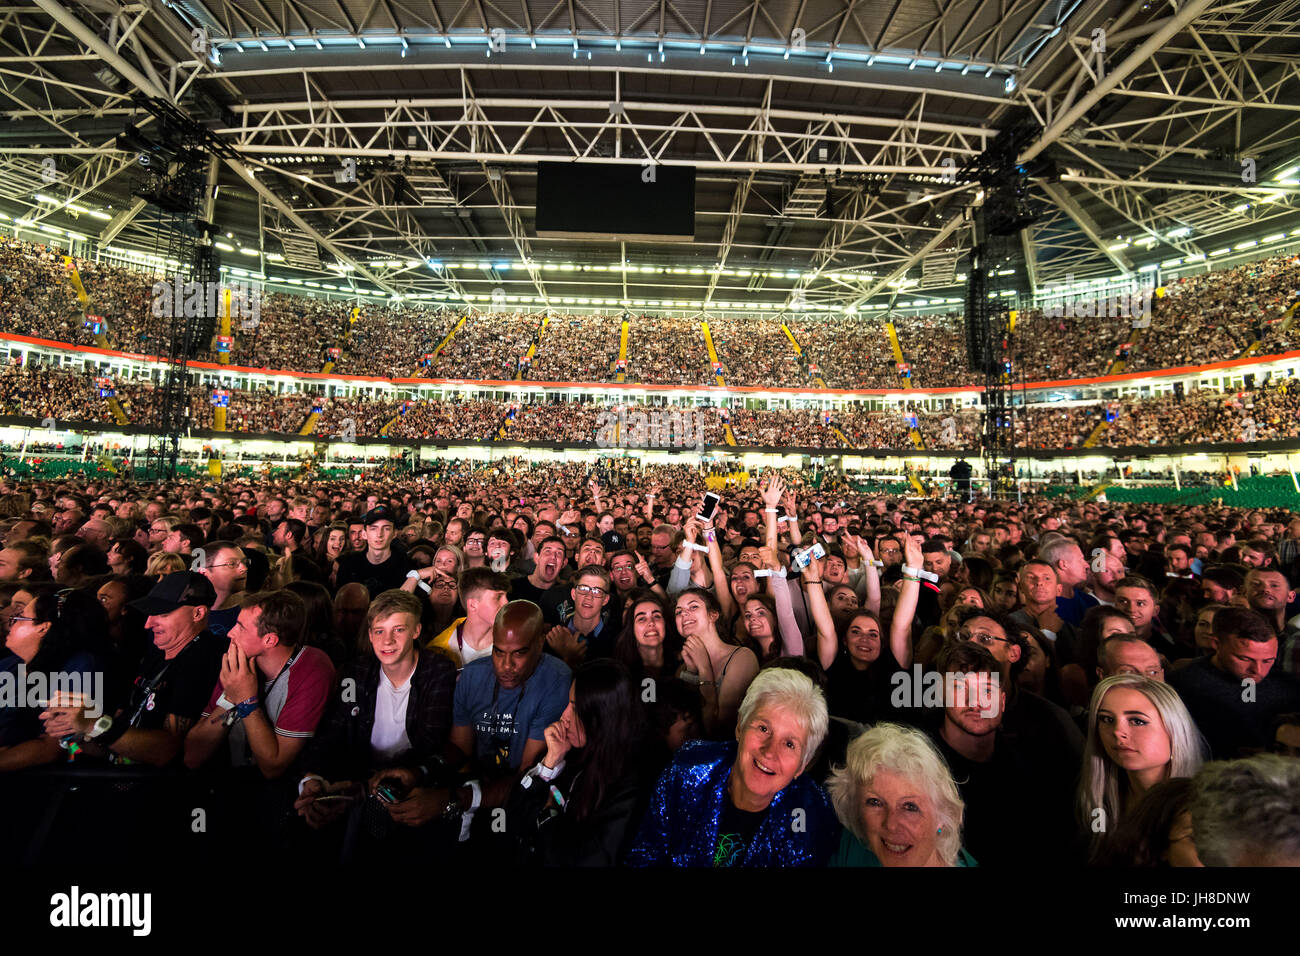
[626,739,840,867]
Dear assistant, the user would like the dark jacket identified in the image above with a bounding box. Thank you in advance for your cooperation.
[503,761,644,866]
[302,649,456,782]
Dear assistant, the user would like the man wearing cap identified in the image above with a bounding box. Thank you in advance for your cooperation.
[335,506,415,599]
[40,571,229,767]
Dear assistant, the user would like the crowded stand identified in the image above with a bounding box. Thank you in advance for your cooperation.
[528,313,622,383]
[709,316,809,388]
[624,315,711,385]
[6,360,1300,453]
[4,239,1299,389]
[792,315,900,388]
[1129,255,1300,372]
[426,311,538,381]
[342,307,459,378]
[0,462,1297,873]
[891,313,973,388]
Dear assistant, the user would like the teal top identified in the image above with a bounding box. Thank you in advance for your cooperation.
[830,829,978,867]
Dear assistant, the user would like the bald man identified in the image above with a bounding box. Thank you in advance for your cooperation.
[431,600,572,843]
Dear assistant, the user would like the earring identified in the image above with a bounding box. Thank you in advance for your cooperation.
[936,827,943,834]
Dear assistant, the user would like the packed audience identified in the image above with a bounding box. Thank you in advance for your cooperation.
[709,316,809,388]
[528,314,622,383]
[0,467,1297,874]
[5,238,1299,389]
[6,360,1300,453]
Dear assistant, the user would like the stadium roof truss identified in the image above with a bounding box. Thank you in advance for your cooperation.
[0,0,1296,314]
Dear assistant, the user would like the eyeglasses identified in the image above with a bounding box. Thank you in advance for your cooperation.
[575,585,608,597]
[9,614,35,623]
[958,628,1012,647]
[431,580,457,591]
[207,560,247,569]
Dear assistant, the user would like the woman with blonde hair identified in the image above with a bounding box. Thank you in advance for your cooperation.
[1078,674,1206,857]
[145,550,185,580]
[827,722,975,867]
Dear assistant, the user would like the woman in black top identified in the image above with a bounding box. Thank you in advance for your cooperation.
[614,589,683,684]
[505,659,649,865]
[802,538,920,725]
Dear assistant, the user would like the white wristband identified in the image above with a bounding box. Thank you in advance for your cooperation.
[684,542,709,552]
[763,508,778,513]
[902,565,939,582]
[535,760,564,781]
[298,774,326,796]
[466,778,482,811]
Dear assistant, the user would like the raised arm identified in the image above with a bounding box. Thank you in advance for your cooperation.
[760,545,804,658]
[852,534,882,616]
[760,471,785,551]
[800,555,840,671]
[888,536,923,669]
[780,490,801,546]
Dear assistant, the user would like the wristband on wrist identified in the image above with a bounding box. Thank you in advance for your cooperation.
[683,542,709,552]
[234,697,260,719]
[763,508,778,513]
[298,774,326,796]
[93,716,129,748]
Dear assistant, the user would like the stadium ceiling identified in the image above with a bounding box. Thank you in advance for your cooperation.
[1,0,1299,315]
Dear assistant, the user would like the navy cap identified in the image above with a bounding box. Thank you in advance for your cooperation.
[129,571,216,616]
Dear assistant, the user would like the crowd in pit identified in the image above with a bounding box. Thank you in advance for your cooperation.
[709,317,810,389]
[0,467,1297,872]
[528,314,622,383]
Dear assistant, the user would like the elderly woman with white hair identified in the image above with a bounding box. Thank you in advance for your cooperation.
[827,723,976,866]
[626,667,840,866]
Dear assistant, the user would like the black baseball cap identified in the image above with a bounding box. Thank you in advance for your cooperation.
[363,505,396,526]
[129,571,216,616]
[601,530,626,552]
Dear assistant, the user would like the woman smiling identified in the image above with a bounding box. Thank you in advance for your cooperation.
[627,668,838,867]
[827,723,975,866]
